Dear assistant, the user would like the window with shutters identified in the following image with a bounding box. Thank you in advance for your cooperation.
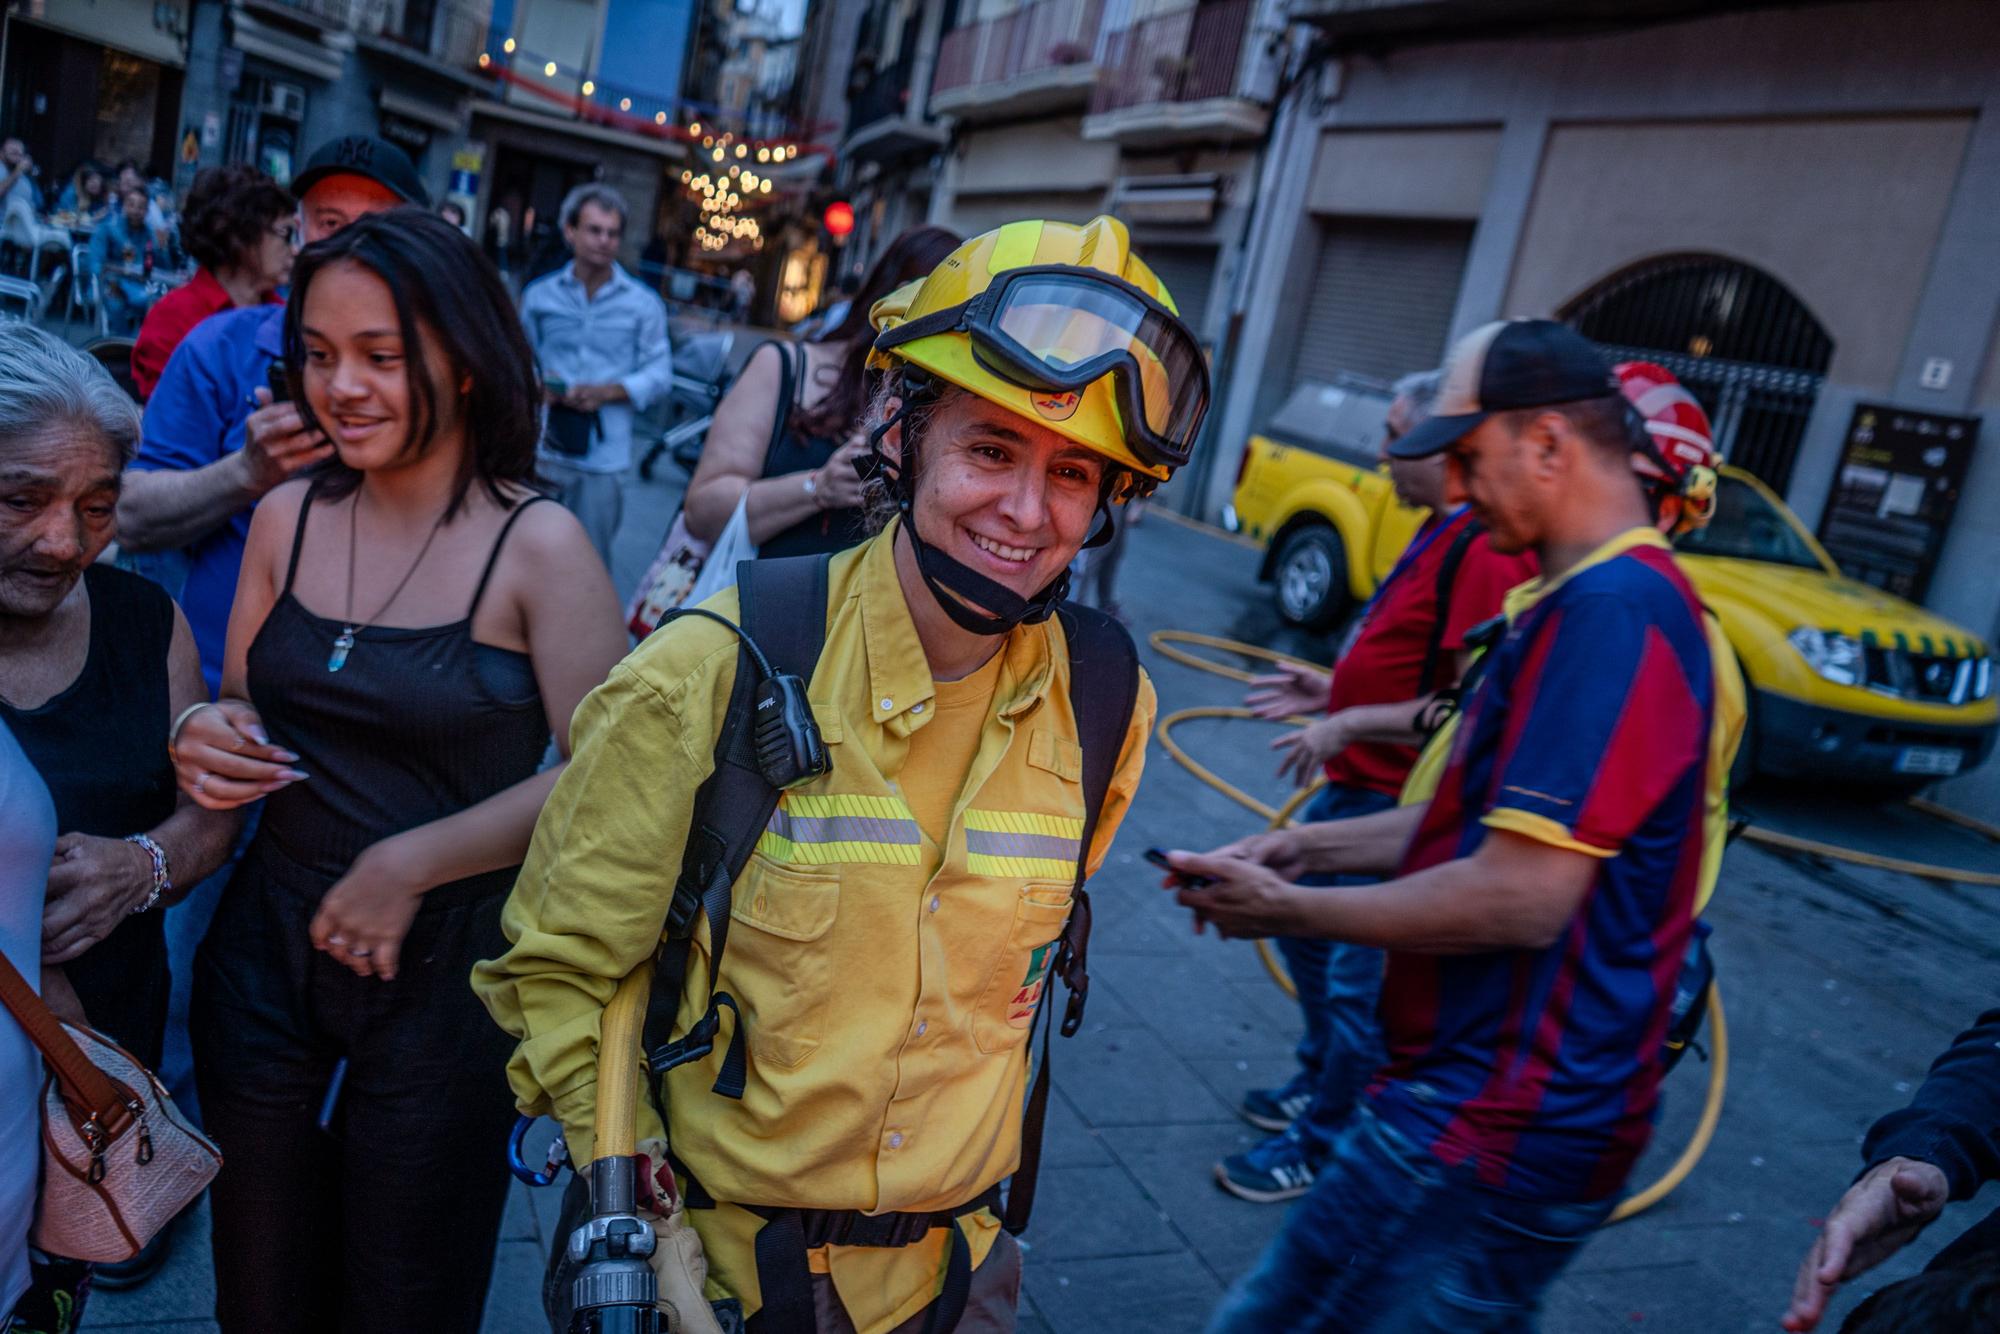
[1287,218,1474,394]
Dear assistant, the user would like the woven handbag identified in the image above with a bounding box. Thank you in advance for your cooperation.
[0,951,220,1262]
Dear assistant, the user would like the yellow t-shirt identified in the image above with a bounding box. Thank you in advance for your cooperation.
[902,649,1006,847]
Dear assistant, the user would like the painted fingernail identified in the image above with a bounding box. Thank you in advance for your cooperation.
[273,749,299,762]
[279,769,309,781]
[248,729,271,745]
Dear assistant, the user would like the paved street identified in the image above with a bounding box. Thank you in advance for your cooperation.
[87,464,2000,1334]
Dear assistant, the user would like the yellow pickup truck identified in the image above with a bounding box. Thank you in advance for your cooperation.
[1224,381,1998,786]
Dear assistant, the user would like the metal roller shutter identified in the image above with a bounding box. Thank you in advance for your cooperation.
[1288,218,1474,391]
[1137,243,1218,346]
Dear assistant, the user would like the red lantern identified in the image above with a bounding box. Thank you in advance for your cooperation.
[823,201,855,238]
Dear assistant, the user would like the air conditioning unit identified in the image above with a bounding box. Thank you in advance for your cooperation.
[261,80,307,121]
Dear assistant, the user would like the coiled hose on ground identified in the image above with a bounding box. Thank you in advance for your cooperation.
[1145,628,1746,1225]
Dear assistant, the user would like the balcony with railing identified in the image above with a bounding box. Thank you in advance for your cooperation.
[1283,0,1782,37]
[1082,0,1267,145]
[356,0,491,73]
[844,52,950,162]
[930,0,1104,122]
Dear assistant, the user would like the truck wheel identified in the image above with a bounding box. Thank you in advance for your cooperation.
[1273,524,1349,632]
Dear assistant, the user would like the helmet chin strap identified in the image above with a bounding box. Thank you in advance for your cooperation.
[867,389,1106,638]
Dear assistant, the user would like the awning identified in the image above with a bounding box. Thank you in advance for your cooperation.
[10,0,189,68]
[379,86,465,133]
[229,7,350,82]
[471,97,686,163]
[1110,173,1221,225]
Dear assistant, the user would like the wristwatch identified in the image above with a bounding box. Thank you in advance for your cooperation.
[124,833,171,914]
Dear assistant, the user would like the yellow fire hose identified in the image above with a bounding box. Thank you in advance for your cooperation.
[594,966,654,1163]
[1149,630,1730,1224]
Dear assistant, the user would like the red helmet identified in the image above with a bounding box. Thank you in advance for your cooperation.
[1615,360,1719,535]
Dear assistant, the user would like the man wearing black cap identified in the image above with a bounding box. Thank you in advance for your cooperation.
[118,134,429,695]
[1168,319,1718,1330]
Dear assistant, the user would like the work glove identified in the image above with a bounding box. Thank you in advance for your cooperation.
[638,1137,727,1334]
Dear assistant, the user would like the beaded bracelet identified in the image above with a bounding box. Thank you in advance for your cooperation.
[124,833,171,914]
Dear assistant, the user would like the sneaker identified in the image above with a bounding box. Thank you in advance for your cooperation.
[1239,1082,1313,1133]
[1215,1132,1321,1204]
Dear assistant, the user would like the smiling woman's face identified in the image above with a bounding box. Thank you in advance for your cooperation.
[299,258,460,474]
[0,423,120,619]
[905,391,1108,603]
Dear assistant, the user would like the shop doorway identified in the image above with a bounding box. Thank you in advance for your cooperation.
[0,20,181,184]
[1561,253,1833,495]
[484,142,596,285]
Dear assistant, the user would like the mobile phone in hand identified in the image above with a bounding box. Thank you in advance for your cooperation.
[265,360,293,404]
[1145,847,1215,889]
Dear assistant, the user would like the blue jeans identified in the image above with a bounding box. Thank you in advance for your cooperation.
[1275,781,1398,1155]
[1208,1107,1615,1332]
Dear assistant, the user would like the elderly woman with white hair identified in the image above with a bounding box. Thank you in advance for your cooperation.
[0,322,238,1315]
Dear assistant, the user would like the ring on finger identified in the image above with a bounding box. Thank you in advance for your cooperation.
[193,771,208,794]
[349,946,373,958]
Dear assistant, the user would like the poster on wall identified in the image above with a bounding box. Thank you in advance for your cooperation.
[1816,404,1979,602]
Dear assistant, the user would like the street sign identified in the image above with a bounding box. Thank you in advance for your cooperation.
[1816,403,1980,602]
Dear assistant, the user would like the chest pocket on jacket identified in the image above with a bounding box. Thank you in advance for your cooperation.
[728,856,839,1068]
[972,882,1073,1054]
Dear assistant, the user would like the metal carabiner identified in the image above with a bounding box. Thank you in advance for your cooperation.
[507,1113,568,1188]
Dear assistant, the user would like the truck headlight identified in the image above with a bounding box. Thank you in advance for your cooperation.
[1788,627,1865,688]
[1975,656,1995,701]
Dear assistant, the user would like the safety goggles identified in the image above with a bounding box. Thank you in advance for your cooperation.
[875,265,1210,472]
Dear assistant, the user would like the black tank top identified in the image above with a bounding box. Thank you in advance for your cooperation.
[245,484,553,906]
[758,342,868,559]
[0,564,177,838]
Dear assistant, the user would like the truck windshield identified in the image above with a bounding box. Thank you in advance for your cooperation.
[1675,474,1826,571]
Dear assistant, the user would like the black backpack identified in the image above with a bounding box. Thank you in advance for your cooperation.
[637,553,1138,1331]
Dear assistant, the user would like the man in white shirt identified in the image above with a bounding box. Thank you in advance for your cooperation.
[519,183,673,564]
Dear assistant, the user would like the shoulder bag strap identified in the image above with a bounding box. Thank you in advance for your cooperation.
[755,340,801,479]
[0,951,135,1135]
[642,553,832,1105]
[1004,602,1140,1235]
[1417,517,1485,696]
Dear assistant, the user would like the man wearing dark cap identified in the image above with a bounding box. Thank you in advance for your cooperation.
[118,134,428,693]
[1168,319,1718,1330]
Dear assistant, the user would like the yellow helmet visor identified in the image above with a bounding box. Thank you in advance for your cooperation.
[876,266,1209,472]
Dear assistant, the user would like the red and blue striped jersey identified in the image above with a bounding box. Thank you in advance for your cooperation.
[1370,529,1715,1202]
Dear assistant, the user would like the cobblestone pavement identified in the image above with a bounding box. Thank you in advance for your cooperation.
[87,470,2000,1333]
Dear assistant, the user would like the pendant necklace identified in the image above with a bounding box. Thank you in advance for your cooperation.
[328,493,448,672]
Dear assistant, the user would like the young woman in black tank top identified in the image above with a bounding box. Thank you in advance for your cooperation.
[167,211,626,1334]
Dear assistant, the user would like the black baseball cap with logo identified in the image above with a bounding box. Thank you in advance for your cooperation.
[1388,319,1619,459]
[290,134,430,208]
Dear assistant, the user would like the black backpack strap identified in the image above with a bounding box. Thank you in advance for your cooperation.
[1416,516,1485,697]
[1003,601,1139,1236]
[643,554,831,1106]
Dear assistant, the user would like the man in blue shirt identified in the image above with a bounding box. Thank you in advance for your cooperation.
[518,182,673,564]
[86,186,168,335]
[116,135,428,695]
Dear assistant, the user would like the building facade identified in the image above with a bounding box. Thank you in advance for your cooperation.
[1217,0,2000,813]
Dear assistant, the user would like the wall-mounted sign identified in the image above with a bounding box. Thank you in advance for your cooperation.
[379,113,432,153]
[1816,404,1979,603]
